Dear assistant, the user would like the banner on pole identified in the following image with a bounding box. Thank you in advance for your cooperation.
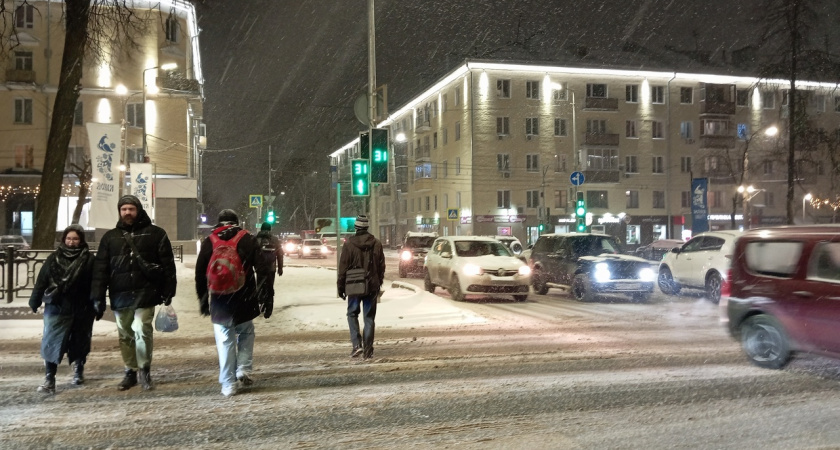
[131,163,154,221]
[691,178,710,234]
[87,123,122,229]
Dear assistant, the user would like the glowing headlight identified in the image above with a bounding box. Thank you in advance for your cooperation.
[462,264,483,276]
[400,250,413,261]
[518,265,531,276]
[285,243,295,252]
[593,262,611,283]
[302,247,311,254]
[638,267,656,282]
[321,245,330,253]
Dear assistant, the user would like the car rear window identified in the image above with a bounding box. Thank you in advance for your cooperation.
[405,236,436,248]
[807,242,840,282]
[744,241,803,277]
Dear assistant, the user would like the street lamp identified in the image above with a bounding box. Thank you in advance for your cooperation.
[803,193,812,223]
[738,185,763,230]
[142,63,177,156]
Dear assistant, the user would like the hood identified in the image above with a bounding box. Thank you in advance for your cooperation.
[580,253,650,264]
[348,231,377,251]
[213,224,244,240]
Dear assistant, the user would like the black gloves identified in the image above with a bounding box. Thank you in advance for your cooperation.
[261,301,273,319]
[93,299,106,321]
[163,296,173,306]
[199,293,210,317]
[338,290,346,300]
[29,297,41,313]
[277,268,283,276]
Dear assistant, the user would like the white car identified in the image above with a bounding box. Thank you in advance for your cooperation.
[423,236,531,302]
[658,230,742,304]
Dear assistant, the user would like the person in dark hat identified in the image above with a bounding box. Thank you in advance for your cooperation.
[29,224,96,394]
[337,214,385,359]
[91,194,177,391]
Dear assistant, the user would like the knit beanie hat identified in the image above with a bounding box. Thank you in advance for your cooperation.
[355,214,369,230]
[117,194,143,210]
[218,209,239,224]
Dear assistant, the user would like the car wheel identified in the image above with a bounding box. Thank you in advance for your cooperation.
[399,266,407,278]
[532,269,549,295]
[424,271,435,293]
[513,294,528,302]
[449,274,465,302]
[658,267,680,295]
[706,272,722,304]
[630,292,651,303]
[741,315,791,369]
[572,274,594,302]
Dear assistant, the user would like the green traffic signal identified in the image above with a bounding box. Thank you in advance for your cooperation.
[266,209,276,224]
[370,128,389,184]
[351,159,370,196]
[575,191,586,218]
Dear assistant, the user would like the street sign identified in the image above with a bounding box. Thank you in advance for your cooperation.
[570,171,585,186]
[249,194,263,208]
[447,208,459,221]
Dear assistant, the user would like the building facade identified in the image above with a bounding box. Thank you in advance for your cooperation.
[331,61,840,250]
[0,0,204,242]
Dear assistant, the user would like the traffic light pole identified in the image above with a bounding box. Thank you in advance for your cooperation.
[367,0,379,239]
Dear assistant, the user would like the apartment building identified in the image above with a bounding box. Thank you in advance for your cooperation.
[331,61,840,249]
[0,0,204,241]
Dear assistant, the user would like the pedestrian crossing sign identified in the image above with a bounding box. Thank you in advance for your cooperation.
[447,208,459,221]
[249,195,263,208]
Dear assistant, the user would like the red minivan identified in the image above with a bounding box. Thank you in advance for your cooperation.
[725,225,840,369]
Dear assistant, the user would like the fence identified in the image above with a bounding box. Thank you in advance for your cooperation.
[2,245,183,304]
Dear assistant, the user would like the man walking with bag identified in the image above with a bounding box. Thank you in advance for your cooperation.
[254,222,283,316]
[337,215,385,360]
[91,195,177,391]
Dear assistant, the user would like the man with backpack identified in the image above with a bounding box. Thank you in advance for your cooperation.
[254,222,283,315]
[195,209,273,397]
[337,215,385,360]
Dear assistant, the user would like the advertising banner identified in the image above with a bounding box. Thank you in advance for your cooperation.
[691,178,710,234]
[86,123,122,229]
[130,163,154,221]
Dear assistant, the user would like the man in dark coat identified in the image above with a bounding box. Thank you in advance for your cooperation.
[195,209,273,397]
[254,222,283,317]
[337,214,385,359]
[91,195,177,391]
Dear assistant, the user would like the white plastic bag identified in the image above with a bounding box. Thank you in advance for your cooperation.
[155,305,179,332]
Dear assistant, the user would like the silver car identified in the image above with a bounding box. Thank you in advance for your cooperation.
[658,230,742,303]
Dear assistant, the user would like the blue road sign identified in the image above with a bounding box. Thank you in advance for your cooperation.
[570,171,585,186]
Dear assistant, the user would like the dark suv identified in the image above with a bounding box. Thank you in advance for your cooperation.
[529,233,656,302]
[398,232,437,277]
[725,225,840,369]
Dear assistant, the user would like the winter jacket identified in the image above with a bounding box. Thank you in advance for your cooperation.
[337,230,386,296]
[30,248,95,317]
[91,209,178,310]
[254,230,283,275]
[195,225,272,327]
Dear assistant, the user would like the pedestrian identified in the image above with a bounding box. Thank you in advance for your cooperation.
[195,209,273,397]
[337,214,385,360]
[91,194,177,391]
[254,222,283,314]
[29,224,96,394]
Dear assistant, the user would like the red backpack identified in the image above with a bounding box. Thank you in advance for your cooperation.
[206,226,248,295]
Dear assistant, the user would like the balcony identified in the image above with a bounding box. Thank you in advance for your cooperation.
[413,177,434,191]
[582,169,620,183]
[414,144,430,161]
[699,135,736,149]
[700,100,735,115]
[584,133,619,146]
[6,69,35,83]
[159,75,201,93]
[699,169,735,183]
[584,97,618,110]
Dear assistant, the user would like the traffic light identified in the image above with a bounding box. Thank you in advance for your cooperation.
[575,191,586,233]
[350,159,370,196]
[265,209,276,225]
[370,128,389,183]
[359,131,370,159]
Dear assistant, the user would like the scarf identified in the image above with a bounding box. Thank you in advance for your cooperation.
[47,244,90,295]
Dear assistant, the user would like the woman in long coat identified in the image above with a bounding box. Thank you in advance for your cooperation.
[28,224,96,394]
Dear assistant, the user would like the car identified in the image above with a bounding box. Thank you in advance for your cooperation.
[529,233,655,302]
[0,235,30,250]
[724,225,840,369]
[657,230,742,304]
[282,235,303,256]
[298,239,330,259]
[423,236,531,302]
[634,239,684,261]
[398,231,437,277]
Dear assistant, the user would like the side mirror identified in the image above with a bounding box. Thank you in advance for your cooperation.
[671,247,681,254]
[441,251,452,259]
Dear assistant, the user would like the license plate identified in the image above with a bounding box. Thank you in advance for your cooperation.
[618,283,641,290]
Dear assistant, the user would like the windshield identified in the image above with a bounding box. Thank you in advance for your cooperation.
[303,240,321,246]
[453,240,512,257]
[405,236,436,248]
[572,236,623,256]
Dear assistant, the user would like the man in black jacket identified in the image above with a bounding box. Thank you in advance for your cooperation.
[195,209,273,397]
[337,215,385,359]
[91,195,177,391]
[254,222,283,315]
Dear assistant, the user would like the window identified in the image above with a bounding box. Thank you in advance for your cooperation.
[763,160,773,175]
[433,132,438,149]
[708,191,723,208]
[553,85,568,101]
[681,156,692,173]
[442,160,448,178]
[126,103,145,127]
[74,102,84,126]
[626,85,639,103]
[456,191,461,207]
[165,14,180,43]
[497,153,510,171]
[736,89,750,107]
[811,94,825,113]
[702,119,729,136]
[652,120,664,139]
[762,91,775,109]
[496,117,509,135]
[497,79,510,98]
[586,148,618,170]
[526,81,540,99]
[455,87,461,106]
[15,4,34,28]
[497,190,511,209]
[526,154,539,172]
[15,144,34,169]
[764,191,775,207]
[455,122,461,140]
[652,191,665,208]
[681,191,691,208]
[443,128,448,145]
[415,163,432,179]
[680,87,693,104]
[14,98,33,124]
[65,146,86,173]
[626,190,639,208]
[442,94,448,112]
[554,118,567,136]
[651,86,665,104]
[587,119,606,134]
[456,157,461,175]
[625,155,638,173]
[737,123,749,140]
[126,147,147,164]
[426,196,430,211]
[554,189,568,209]
[587,83,607,98]
[555,154,567,172]
[680,121,693,139]
[626,120,637,138]
[526,117,539,136]
[14,51,32,71]
[652,156,664,173]
[527,190,540,208]
[586,190,609,208]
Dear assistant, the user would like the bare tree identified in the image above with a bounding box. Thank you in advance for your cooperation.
[68,158,92,224]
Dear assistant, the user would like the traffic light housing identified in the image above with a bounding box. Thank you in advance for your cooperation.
[575,191,586,233]
[370,128,389,183]
[350,159,370,196]
[265,209,276,225]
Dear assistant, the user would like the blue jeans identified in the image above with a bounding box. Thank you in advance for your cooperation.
[213,321,254,389]
[114,306,155,370]
[347,291,377,356]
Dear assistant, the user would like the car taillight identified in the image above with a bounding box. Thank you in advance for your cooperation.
[721,269,732,297]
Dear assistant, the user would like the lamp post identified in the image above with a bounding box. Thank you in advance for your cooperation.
[803,193,812,223]
[141,63,177,157]
[738,185,763,230]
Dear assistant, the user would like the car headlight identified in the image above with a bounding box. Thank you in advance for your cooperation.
[321,245,330,253]
[303,247,311,254]
[285,243,294,252]
[638,267,655,282]
[518,265,531,276]
[462,263,483,276]
[593,262,611,283]
[400,250,413,261]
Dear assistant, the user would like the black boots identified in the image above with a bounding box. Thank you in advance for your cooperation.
[117,369,138,391]
[138,367,154,391]
[37,362,58,394]
[72,361,85,385]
